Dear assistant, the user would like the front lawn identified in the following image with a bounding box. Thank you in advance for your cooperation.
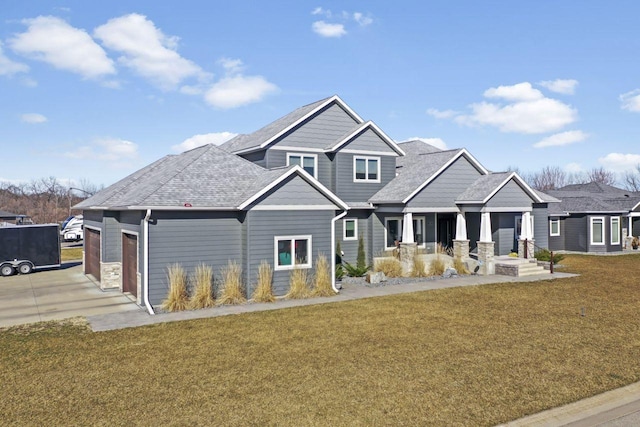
[1,255,639,425]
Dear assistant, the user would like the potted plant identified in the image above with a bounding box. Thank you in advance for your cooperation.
[632,236,639,250]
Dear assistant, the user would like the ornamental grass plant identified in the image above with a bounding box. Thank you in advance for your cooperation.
[252,260,275,303]
[374,257,402,277]
[286,266,310,299]
[162,263,189,312]
[311,254,335,297]
[189,264,215,309]
[217,260,246,305]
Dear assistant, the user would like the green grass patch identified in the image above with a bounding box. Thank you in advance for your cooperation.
[1,255,640,425]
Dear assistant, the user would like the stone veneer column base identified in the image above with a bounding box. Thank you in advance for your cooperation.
[518,239,535,258]
[399,242,417,276]
[453,240,470,260]
[477,241,495,275]
[100,262,122,290]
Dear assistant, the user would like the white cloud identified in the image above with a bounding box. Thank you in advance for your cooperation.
[533,130,588,148]
[312,21,347,38]
[205,75,278,109]
[21,113,47,124]
[564,162,583,173]
[426,108,458,119]
[171,132,237,152]
[402,137,447,150]
[353,12,373,26]
[219,57,244,74]
[620,89,640,112]
[454,82,577,134]
[598,153,640,172]
[0,41,29,76]
[64,137,138,162]
[93,13,208,90]
[538,79,579,95]
[311,7,326,16]
[9,16,115,79]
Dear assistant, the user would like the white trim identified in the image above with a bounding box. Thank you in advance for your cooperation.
[270,145,324,153]
[611,216,621,245]
[120,229,140,298]
[384,216,403,249]
[250,204,339,211]
[340,148,400,157]
[286,152,318,179]
[142,209,154,315]
[325,121,405,156]
[402,149,490,204]
[82,224,102,264]
[404,207,460,213]
[590,216,605,246]
[238,165,348,210]
[274,235,313,271]
[233,95,365,154]
[353,155,381,183]
[383,216,426,249]
[343,218,358,240]
[631,201,640,212]
[549,218,560,236]
[331,210,348,293]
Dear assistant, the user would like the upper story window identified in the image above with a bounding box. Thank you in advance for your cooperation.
[287,153,317,178]
[354,156,380,183]
[549,218,560,236]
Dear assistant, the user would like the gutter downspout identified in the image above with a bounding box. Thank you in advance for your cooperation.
[143,209,155,315]
[331,210,348,293]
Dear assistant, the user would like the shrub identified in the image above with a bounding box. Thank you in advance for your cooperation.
[189,264,215,309]
[162,264,189,312]
[218,260,246,305]
[534,249,565,265]
[410,256,428,278]
[428,255,446,276]
[453,258,469,275]
[375,257,403,278]
[436,243,453,257]
[343,261,369,277]
[286,267,310,299]
[253,260,275,303]
[335,263,344,280]
[312,254,335,297]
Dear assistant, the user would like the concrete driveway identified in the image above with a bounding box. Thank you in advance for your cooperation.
[0,262,141,328]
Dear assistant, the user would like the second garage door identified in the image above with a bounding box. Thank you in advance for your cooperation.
[85,228,101,281]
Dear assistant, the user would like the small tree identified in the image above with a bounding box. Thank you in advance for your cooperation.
[356,234,366,270]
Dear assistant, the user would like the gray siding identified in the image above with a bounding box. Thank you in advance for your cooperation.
[407,157,483,208]
[103,211,121,262]
[532,205,549,250]
[486,180,534,208]
[564,214,588,252]
[336,210,372,265]
[264,150,333,191]
[273,103,360,150]
[240,150,266,168]
[147,211,243,306]
[246,210,333,297]
[548,216,565,251]
[334,153,396,202]
[250,175,335,207]
[341,128,396,153]
[634,218,640,237]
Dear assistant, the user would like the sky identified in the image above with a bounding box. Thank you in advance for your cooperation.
[1,0,640,188]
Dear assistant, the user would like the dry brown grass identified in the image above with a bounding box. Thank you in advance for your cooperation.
[311,254,335,297]
[61,247,83,261]
[410,255,428,277]
[2,254,640,426]
[252,260,275,303]
[374,257,403,277]
[189,264,215,309]
[285,267,310,299]
[217,260,246,305]
[453,257,470,275]
[162,263,189,312]
[428,254,446,276]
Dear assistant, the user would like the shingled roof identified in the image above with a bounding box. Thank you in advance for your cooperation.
[547,182,640,214]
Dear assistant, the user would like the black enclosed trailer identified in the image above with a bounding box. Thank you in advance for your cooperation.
[0,224,61,276]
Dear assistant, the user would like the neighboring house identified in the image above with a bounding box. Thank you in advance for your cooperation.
[0,210,31,226]
[546,182,640,253]
[75,95,556,312]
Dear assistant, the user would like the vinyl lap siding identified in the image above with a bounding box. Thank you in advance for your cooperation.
[246,210,333,297]
[250,175,335,207]
[336,210,371,265]
[335,153,395,202]
[564,215,588,252]
[341,128,396,153]
[147,211,243,306]
[103,212,121,262]
[532,206,549,250]
[486,180,534,208]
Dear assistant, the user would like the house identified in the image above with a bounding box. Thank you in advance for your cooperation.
[0,210,32,226]
[546,182,640,253]
[75,95,556,313]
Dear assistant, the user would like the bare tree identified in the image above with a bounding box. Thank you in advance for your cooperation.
[622,166,640,192]
[586,167,617,186]
[529,166,567,191]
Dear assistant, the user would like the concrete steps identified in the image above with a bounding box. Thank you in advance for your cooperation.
[495,257,549,277]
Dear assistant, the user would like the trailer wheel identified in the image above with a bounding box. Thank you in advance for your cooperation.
[18,262,34,275]
[1,264,15,277]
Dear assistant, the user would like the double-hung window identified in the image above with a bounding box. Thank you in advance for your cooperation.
[611,217,621,245]
[287,153,317,178]
[354,156,380,182]
[275,235,312,270]
[590,217,605,245]
[343,219,357,240]
[549,218,560,236]
[385,217,425,248]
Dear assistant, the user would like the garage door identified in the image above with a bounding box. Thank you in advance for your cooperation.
[122,233,138,297]
[85,228,101,280]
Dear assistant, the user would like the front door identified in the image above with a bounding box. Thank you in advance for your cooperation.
[122,233,138,297]
[437,215,455,249]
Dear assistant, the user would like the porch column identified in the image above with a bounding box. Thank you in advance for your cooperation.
[477,212,494,275]
[518,211,535,258]
[402,212,414,243]
[400,213,417,275]
[453,212,469,260]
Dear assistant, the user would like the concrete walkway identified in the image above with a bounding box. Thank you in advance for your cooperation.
[87,271,576,332]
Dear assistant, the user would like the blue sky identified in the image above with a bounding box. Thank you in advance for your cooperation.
[2,1,640,188]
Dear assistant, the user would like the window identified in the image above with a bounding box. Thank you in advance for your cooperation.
[590,217,605,245]
[611,217,621,245]
[354,156,380,182]
[274,236,311,270]
[549,218,560,236]
[343,219,357,240]
[384,217,426,248]
[287,153,317,178]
